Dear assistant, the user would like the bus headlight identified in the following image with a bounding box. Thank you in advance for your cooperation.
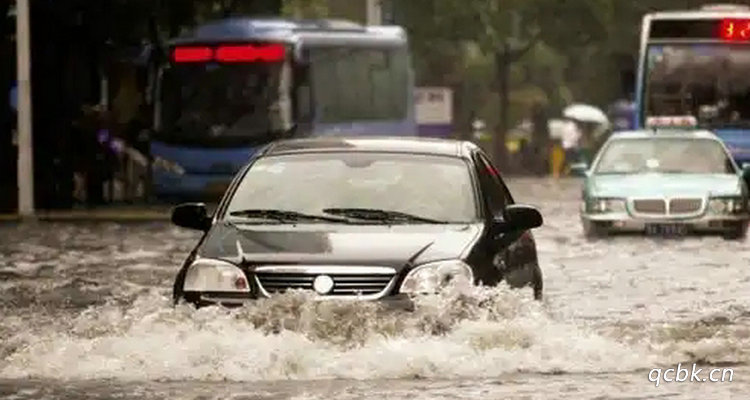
[183,259,250,293]
[399,260,474,295]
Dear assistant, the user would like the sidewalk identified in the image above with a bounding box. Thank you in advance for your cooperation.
[0,205,173,222]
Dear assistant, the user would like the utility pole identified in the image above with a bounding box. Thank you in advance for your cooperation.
[366,0,381,25]
[16,0,34,217]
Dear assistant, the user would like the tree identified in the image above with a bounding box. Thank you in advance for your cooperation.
[397,0,610,168]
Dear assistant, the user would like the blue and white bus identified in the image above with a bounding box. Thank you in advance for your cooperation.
[635,4,750,165]
[151,18,416,199]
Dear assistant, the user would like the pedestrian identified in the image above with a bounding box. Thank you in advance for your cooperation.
[530,103,551,176]
[559,117,583,172]
[550,137,566,179]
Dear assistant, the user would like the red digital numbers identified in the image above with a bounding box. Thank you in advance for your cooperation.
[720,19,750,40]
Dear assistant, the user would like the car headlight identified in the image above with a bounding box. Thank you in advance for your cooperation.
[709,197,746,214]
[183,258,250,293]
[399,260,474,295]
[588,197,626,213]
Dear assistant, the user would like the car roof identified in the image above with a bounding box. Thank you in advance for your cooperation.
[608,129,722,141]
[261,136,478,158]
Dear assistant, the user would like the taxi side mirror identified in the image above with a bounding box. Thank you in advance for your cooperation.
[569,162,589,177]
[741,163,750,185]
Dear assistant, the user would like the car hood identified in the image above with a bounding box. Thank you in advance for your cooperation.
[197,222,483,272]
[588,173,742,198]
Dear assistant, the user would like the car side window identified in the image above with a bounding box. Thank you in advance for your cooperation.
[475,153,510,216]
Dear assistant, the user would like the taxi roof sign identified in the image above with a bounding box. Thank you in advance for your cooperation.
[645,115,698,129]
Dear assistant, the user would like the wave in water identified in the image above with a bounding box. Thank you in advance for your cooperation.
[1,284,747,382]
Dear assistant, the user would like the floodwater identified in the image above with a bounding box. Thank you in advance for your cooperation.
[1,178,749,399]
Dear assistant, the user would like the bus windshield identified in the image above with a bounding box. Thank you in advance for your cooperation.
[157,62,292,145]
[645,44,750,129]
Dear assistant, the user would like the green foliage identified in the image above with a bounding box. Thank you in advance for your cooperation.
[282,0,330,18]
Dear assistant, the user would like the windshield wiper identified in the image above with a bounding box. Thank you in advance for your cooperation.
[229,209,350,224]
[322,208,450,224]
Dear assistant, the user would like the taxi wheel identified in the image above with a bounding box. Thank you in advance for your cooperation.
[723,223,747,241]
[583,221,607,239]
[532,264,543,301]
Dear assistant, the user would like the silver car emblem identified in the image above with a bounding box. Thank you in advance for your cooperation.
[312,275,334,295]
[210,125,225,137]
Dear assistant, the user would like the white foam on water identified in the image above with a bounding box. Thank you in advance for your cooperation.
[5,282,735,382]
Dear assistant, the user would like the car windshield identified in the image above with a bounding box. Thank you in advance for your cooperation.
[645,44,750,128]
[594,138,736,175]
[157,61,292,146]
[224,152,479,224]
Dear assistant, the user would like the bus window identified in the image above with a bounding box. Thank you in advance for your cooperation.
[645,44,750,128]
[157,60,292,145]
[309,46,409,123]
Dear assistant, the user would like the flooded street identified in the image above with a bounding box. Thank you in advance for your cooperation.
[1,177,749,399]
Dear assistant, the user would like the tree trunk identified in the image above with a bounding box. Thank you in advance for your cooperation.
[493,45,510,171]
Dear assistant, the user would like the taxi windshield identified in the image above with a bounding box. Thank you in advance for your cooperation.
[594,137,736,175]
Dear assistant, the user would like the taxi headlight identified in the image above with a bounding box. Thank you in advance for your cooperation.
[709,197,746,214]
[589,198,626,213]
[183,259,250,293]
[399,260,474,295]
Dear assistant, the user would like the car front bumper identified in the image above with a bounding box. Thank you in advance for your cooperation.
[581,212,750,234]
[183,291,416,311]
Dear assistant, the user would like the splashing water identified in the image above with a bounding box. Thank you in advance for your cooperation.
[4,282,744,383]
[2,179,750,399]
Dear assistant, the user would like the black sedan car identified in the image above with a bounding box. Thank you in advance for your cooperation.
[171,137,544,308]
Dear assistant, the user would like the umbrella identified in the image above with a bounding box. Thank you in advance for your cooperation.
[563,104,610,126]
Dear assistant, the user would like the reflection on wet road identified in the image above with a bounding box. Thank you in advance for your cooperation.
[1,178,749,399]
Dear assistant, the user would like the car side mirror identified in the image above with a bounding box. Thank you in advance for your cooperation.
[493,204,543,234]
[742,163,750,175]
[569,162,589,177]
[171,203,211,231]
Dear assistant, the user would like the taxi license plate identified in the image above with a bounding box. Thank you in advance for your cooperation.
[645,223,688,236]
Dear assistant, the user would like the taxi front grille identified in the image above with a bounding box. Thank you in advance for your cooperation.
[632,199,666,214]
[630,198,704,216]
[669,198,703,214]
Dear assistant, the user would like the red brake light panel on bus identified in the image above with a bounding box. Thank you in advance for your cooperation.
[720,19,750,40]
[215,44,285,62]
[172,43,286,63]
[172,46,213,63]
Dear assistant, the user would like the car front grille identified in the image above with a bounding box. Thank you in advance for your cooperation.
[254,266,396,298]
[668,198,703,214]
[632,199,667,214]
[630,198,704,216]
